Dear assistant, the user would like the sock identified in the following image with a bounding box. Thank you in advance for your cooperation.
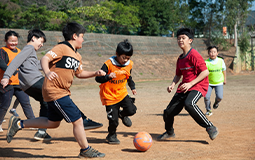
[38,129,46,134]
[80,146,90,152]
[17,120,22,128]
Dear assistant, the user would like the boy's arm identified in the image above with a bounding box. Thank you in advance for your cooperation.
[167,75,181,93]
[0,49,8,71]
[95,64,111,83]
[223,70,227,85]
[179,69,209,93]
[76,70,106,79]
[127,69,135,90]
[41,55,58,80]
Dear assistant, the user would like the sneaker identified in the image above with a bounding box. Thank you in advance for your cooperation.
[0,125,3,132]
[157,131,175,141]
[106,133,120,144]
[205,110,213,116]
[119,115,132,127]
[79,146,105,158]
[9,109,19,117]
[213,103,219,109]
[3,119,6,123]
[34,130,52,141]
[206,126,219,140]
[6,116,21,143]
[83,118,103,130]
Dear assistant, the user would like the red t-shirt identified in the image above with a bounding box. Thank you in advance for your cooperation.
[176,48,209,97]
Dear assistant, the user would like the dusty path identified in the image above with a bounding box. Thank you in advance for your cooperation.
[0,74,255,160]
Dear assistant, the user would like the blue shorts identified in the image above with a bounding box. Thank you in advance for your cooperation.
[47,95,81,123]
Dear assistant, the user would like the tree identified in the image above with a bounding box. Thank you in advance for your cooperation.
[0,1,20,28]
[12,5,51,29]
[68,1,140,34]
[113,0,181,36]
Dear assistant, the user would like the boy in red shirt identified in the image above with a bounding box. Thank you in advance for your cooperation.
[157,28,218,141]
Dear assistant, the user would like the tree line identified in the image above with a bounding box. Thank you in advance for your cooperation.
[0,0,254,48]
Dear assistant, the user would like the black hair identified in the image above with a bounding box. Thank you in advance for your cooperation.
[116,39,133,56]
[27,29,46,43]
[207,45,218,52]
[62,22,86,41]
[5,30,19,41]
[177,28,194,40]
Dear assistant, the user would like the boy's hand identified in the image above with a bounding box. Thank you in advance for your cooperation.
[167,85,175,93]
[46,71,58,81]
[132,89,137,95]
[1,78,9,88]
[95,70,106,76]
[179,82,192,93]
[109,72,116,79]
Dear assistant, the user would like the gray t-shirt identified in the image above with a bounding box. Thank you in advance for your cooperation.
[3,45,43,91]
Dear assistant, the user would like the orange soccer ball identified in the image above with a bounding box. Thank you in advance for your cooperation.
[133,132,152,152]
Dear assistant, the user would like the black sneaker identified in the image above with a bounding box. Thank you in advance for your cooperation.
[206,126,219,140]
[106,133,120,144]
[34,130,52,141]
[83,118,103,130]
[6,116,22,143]
[157,131,175,141]
[213,102,219,109]
[79,146,105,158]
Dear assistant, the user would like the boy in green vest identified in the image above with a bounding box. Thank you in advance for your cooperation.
[204,46,226,116]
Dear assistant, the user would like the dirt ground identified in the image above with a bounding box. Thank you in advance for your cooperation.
[0,72,255,160]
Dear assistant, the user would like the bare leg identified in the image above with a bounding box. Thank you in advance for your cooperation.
[72,117,89,149]
[23,117,60,129]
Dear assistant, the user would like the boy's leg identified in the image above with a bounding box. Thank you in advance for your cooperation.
[9,98,20,117]
[0,89,14,132]
[204,85,213,116]
[6,116,59,143]
[47,95,105,157]
[157,93,185,140]
[184,90,218,140]
[119,95,137,127]
[14,88,35,119]
[24,78,51,141]
[213,85,224,109]
[105,104,120,144]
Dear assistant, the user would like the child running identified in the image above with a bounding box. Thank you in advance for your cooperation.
[204,46,226,116]
[4,22,106,158]
[157,28,219,141]
[0,30,35,132]
[95,39,137,144]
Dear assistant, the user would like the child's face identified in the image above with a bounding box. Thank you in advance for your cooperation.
[116,54,131,65]
[208,48,218,60]
[6,35,18,50]
[32,36,45,51]
[74,33,84,49]
[177,34,193,49]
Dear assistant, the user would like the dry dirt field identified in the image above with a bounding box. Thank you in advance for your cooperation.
[0,72,255,160]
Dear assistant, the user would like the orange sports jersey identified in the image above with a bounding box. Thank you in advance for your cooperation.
[0,47,20,85]
[42,43,83,102]
[99,59,133,105]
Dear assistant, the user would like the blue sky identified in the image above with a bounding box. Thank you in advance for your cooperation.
[251,1,255,11]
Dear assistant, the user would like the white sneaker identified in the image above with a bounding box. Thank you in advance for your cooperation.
[3,119,6,122]
[205,110,213,116]
[0,125,3,132]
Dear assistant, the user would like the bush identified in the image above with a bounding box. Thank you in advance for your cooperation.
[211,35,231,51]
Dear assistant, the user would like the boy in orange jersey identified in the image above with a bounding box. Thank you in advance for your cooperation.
[5,22,106,158]
[95,39,137,144]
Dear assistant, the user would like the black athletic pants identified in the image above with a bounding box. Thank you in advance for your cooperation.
[106,95,137,134]
[163,90,213,133]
